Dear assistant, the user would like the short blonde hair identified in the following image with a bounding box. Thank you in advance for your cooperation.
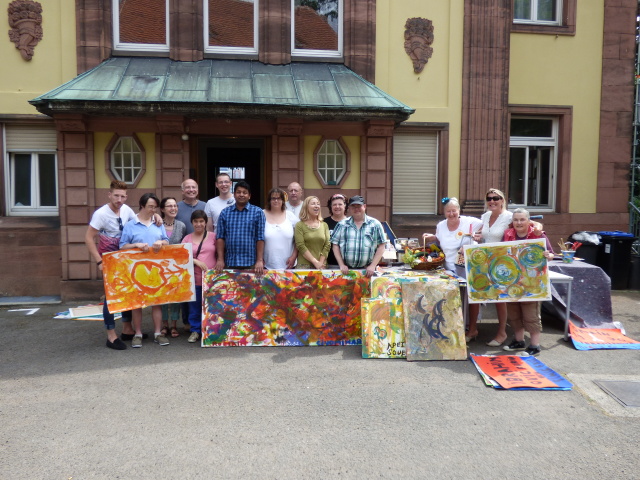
[484,188,507,213]
[299,196,321,222]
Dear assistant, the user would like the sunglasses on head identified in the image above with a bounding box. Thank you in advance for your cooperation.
[486,195,501,202]
[331,194,346,201]
[117,217,123,231]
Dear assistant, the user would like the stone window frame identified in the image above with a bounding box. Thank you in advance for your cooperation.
[291,0,344,58]
[511,0,576,36]
[105,134,146,188]
[112,0,171,52]
[204,0,259,55]
[313,137,351,188]
[507,105,573,214]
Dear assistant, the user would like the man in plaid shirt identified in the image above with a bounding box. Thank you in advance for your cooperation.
[331,195,386,278]
[215,181,266,274]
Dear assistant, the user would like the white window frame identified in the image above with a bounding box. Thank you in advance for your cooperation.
[316,140,346,186]
[509,116,558,211]
[112,0,170,52]
[5,151,58,216]
[291,0,343,58]
[513,0,562,26]
[204,0,259,54]
[110,136,144,185]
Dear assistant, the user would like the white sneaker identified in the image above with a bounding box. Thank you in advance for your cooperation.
[188,332,200,343]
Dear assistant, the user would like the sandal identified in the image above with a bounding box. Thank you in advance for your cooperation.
[160,325,169,336]
[170,327,180,338]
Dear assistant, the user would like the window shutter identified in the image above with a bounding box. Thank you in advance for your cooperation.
[392,132,438,214]
[5,124,57,151]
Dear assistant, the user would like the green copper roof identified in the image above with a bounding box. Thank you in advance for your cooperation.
[30,57,414,121]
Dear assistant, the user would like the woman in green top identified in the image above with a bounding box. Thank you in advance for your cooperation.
[294,196,331,269]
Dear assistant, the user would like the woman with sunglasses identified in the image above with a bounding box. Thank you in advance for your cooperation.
[472,188,543,347]
[324,193,348,267]
[159,197,187,339]
[263,187,298,269]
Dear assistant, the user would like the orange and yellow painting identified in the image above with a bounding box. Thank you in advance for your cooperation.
[102,244,196,313]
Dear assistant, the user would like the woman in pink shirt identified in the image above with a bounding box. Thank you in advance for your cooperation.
[182,210,217,344]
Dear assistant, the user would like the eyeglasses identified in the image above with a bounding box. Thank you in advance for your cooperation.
[117,217,123,231]
[486,196,502,202]
[270,197,283,201]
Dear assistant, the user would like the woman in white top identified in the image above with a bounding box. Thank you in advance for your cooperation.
[472,188,543,347]
[423,197,483,343]
[263,188,298,269]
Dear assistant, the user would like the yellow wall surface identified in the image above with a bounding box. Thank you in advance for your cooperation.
[94,133,157,189]
[509,3,605,213]
[304,135,361,189]
[376,0,465,196]
[0,1,77,115]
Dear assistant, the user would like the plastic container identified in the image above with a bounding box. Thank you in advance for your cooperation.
[596,231,636,290]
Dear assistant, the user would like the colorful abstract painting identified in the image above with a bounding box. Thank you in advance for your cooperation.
[202,270,370,347]
[102,244,196,313]
[463,239,551,304]
[361,297,405,358]
[400,278,466,361]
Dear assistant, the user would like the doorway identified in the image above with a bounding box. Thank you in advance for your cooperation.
[198,138,267,208]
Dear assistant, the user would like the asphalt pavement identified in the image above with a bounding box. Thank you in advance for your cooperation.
[1,291,639,479]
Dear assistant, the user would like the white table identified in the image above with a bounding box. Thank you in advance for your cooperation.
[548,270,574,341]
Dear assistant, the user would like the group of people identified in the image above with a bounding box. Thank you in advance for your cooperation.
[86,178,388,351]
[423,189,554,357]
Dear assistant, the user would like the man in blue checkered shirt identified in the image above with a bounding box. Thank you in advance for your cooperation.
[331,195,386,278]
[215,181,266,274]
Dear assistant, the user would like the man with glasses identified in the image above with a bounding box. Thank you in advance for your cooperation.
[176,178,207,235]
[285,182,304,217]
[84,180,138,350]
[204,172,235,233]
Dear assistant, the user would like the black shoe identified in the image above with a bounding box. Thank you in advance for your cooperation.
[503,340,526,351]
[121,333,148,341]
[520,345,541,357]
[106,338,127,350]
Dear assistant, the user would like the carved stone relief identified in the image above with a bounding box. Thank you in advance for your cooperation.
[8,0,43,61]
[404,17,434,74]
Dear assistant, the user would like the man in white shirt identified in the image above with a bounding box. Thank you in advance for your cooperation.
[285,182,303,217]
[204,172,236,232]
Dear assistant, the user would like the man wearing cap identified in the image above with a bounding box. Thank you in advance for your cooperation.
[331,195,386,278]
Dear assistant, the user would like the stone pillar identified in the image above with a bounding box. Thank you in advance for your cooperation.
[259,0,291,65]
[156,116,189,197]
[362,120,394,222]
[75,0,112,74]
[169,0,204,61]
[273,118,303,189]
[344,0,376,83]
[459,0,511,214]
[54,114,93,282]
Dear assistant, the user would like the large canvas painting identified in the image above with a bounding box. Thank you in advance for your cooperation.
[463,239,551,304]
[102,244,196,313]
[202,270,370,347]
[361,297,405,358]
[400,279,466,361]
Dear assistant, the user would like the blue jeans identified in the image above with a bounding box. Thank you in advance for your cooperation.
[188,286,203,333]
[103,303,132,330]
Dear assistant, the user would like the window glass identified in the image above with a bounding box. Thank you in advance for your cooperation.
[111,137,143,185]
[317,140,345,185]
[13,153,32,207]
[39,154,57,207]
[293,0,341,54]
[115,0,168,50]
[509,118,557,209]
[513,0,560,24]
[208,0,255,49]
